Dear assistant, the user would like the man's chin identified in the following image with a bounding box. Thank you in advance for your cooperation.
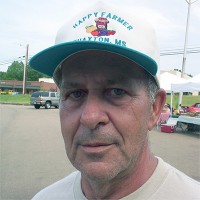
[78,162,123,182]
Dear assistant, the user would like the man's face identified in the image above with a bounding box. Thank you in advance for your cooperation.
[59,51,155,182]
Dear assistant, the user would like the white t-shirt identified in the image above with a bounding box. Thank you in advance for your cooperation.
[32,157,200,200]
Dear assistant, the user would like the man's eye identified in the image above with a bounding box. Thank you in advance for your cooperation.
[69,90,85,99]
[108,88,126,96]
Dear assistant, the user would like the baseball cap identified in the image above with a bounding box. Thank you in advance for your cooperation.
[30,1,160,86]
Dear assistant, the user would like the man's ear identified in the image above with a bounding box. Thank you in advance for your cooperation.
[148,89,166,131]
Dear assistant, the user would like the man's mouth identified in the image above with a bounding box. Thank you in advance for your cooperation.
[80,142,113,153]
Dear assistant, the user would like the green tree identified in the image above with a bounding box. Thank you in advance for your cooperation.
[0,61,50,81]
[0,71,7,80]
[6,61,24,80]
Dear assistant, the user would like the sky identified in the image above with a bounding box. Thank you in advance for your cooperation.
[0,0,200,76]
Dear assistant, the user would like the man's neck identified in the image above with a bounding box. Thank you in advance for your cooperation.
[81,145,158,200]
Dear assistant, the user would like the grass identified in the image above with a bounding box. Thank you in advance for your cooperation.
[0,94,31,105]
[0,93,199,108]
[166,94,200,109]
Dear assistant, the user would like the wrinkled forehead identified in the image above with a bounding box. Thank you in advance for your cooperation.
[54,50,150,87]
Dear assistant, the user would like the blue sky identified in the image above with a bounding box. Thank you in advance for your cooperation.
[0,0,200,76]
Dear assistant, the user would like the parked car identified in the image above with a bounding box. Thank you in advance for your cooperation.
[7,90,14,94]
[0,90,7,95]
[30,91,60,109]
[187,103,200,113]
[0,89,14,95]
[11,92,19,95]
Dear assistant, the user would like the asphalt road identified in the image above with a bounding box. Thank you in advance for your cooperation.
[0,104,200,200]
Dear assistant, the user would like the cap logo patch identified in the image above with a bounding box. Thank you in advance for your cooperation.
[86,17,116,37]
[73,12,133,31]
[72,12,134,47]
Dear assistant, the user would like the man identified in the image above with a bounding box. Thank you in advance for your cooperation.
[30,2,200,200]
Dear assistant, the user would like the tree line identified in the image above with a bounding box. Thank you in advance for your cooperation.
[0,61,50,81]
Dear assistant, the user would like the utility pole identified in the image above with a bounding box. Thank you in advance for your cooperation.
[22,44,29,94]
[182,0,191,78]
[179,0,198,105]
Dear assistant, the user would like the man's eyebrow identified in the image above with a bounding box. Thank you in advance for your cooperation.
[61,76,133,89]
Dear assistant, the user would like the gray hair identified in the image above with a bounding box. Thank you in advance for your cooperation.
[146,75,159,104]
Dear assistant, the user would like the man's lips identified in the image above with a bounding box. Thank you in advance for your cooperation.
[80,142,114,153]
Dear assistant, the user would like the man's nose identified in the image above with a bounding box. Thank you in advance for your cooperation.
[80,96,109,130]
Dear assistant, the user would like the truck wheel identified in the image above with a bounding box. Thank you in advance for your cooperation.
[45,102,51,109]
[34,105,40,109]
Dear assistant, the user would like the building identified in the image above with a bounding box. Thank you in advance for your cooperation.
[0,79,58,94]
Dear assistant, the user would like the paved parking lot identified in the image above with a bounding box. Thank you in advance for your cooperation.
[1,104,200,200]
